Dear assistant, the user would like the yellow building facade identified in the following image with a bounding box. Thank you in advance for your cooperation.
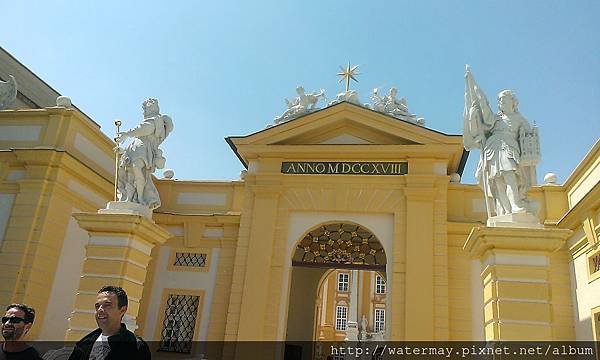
[1,49,599,358]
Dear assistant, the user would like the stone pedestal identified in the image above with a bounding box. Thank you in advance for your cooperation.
[486,212,543,228]
[99,201,153,220]
[65,212,171,340]
[464,226,571,341]
[345,321,359,341]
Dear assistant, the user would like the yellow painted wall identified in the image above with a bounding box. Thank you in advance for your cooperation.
[1,104,598,346]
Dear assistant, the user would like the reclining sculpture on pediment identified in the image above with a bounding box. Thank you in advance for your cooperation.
[274,86,326,124]
[371,87,425,125]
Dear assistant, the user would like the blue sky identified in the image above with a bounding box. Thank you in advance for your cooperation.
[2,0,599,183]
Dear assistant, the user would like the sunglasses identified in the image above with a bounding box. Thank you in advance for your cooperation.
[1,316,25,324]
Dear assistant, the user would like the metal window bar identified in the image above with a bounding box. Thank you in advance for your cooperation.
[173,252,207,267]
[158,294,200,353]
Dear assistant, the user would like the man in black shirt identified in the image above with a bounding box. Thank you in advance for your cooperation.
[68,286,150,360]
[0,304,42,360]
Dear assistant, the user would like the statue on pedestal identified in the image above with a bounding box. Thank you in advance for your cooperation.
[274,86,325,124]
[115,98,173,211]
[463,66,540,223]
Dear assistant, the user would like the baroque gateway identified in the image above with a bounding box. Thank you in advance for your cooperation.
[0,48,599,359]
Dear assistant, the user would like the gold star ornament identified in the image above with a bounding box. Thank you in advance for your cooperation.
[337,62,359,92]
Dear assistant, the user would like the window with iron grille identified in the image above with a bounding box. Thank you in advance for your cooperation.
[335,306,348,331]
[374,308,385,333]
[375,275,386,294]
[173,252,207,268]
[158,294,200,353]
[337,273,349,292]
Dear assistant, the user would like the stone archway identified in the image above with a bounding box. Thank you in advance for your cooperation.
[285,222,388,358]
[291,222,387,270]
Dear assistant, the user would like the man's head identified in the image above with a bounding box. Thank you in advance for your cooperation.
[95,286,128,334]
[2,304,35,341]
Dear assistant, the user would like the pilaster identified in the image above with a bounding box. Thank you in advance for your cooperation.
[235,184,281,340]
[464,226,571,340]
[403,185,436,340]
[66,213,170,340]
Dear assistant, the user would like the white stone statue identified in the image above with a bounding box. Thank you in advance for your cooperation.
[115,98,173,210]
[274,86,325,124]
[0,75,17,109]
[371,87,424,125]
[328,89,361,106]
[463,66,541,223]
[360,314,368,331]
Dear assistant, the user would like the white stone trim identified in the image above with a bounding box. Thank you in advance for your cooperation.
[483,253,548,267]
[86,256,147,269]
[203,227,224,238]
[0,125,41,141]
[81,273,144,286]
[176,192,227,206]
[496,297,549,304]
[89,236,153,255]
[73,133,113,174]
[496,319,551,326]
[68,180,107,208]
[494,277,548,284]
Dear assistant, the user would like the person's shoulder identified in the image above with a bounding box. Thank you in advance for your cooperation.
[17,346,43,360]
[23,346,41,355]
[134,335,151,360]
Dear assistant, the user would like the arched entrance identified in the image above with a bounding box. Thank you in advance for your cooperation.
[285,222,388,359]
[292,223,386,270]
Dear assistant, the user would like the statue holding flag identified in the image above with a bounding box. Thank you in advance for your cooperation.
[463,66,541,223]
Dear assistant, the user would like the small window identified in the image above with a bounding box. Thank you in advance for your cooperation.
[158,294,200,353]
[375,275,386,294]
[173,252,207,268]
[337,273,349,292]
[374,308,385,333]
[335,306,348,331]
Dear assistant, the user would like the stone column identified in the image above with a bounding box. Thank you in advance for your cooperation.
[65,213,171,340]
[464,227,571,340]
[345,270,359,341]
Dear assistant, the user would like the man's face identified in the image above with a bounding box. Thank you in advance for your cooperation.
[95,292,127,331]
[2,308,30,341]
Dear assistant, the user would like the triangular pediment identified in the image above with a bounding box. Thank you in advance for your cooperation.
[226,102,467,173]
[229,102,454,146]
